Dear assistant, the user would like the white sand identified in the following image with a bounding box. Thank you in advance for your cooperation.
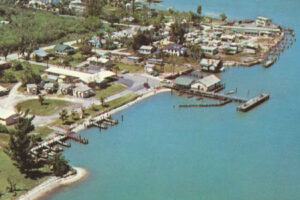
[16,167,88,200]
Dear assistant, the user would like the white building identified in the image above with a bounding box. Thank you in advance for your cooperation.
[0,108,18,126]
[191,75,221,91]
[138,45,155,55]
[256,16,272,27]
[199,58,222,72]
[201,46,218,55]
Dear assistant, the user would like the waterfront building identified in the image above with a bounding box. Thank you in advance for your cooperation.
[173,76,195,89]
[26,84,38,95]
[0,108,18,126]
[256,16,272,27]
[194,74,221,91]
[199,58,223,72]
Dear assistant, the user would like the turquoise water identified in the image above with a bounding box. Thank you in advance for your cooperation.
[46,1,300,200]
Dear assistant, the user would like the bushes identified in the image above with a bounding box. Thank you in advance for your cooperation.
[0,124,8,133]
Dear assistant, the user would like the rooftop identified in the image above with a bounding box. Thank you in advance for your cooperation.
[174,76,195,87]
[0,107,16,119]
[199,75,221,87]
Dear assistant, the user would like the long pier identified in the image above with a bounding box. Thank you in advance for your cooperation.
[167,85,248,103]
[166,85,269,112]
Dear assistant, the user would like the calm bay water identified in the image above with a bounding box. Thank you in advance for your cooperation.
[46,0,300,199]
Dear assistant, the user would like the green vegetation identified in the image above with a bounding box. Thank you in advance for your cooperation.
[0,150,51,200]
[33,126,54,139]
[16,99,71,116]
[0,6,106,57]
[95,83,127,99]
[115,62,143,73]
[51,93,138,127]
[0,61,46,86]
[49,153,71,177]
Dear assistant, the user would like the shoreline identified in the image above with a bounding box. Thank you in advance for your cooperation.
[17,88,170,200]
[72,88,171,133]
[16,167,88,200]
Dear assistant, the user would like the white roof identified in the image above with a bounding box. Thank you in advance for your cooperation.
[45,67,115,84]
[200,58,220,67]
[88,57,110,64]
[0,107,16,120]
[0,85,7,92]
[140,45,153,50]
[199,75,221,87]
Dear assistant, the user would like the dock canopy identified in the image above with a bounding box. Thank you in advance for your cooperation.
[173,76,195,88]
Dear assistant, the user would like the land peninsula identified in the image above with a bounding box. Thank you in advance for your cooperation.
[0,0,295,199]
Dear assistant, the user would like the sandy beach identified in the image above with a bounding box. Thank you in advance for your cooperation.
[16,167,88,200]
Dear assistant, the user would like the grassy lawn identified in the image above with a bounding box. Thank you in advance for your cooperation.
[115,62,143,73]
[0,133,10,149]
[95,83,127,99]
[0,149,51,200]
[16,99,71,116]
[32,126,54,139]
[51,93,138,127]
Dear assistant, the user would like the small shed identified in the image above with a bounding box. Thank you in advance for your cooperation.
[59,83,73,95]
[26,84,38,95]
[44,83,55,94]
[173,76,195,89]
[54,44,75,55]
[0,108,18,126]
[73,86,93,98]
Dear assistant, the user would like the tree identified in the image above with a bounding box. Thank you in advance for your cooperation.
[86,0,103,17]
[100,96,105,106]
[81,107,86,119]
[97,30,105,48]
[4,110,37,174]
[79,44,92,55]
[20,63,41,86]
[38,94,45,106]
[197,5,202,15]
[131,30,153,50]
[59,109,68,124]
[49,153,70,177]
[220,13,227,21]
[170,21,186,44]
[6,177,17,193]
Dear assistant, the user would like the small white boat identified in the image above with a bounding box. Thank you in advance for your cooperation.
[263,58,276,68]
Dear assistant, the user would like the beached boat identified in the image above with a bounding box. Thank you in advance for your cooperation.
[263,58,276,68]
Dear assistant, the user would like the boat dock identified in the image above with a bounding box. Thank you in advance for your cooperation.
[237,93,270,112]
[166,85,270,112]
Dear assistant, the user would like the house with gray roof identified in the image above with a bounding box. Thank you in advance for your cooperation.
[54,43,75,55]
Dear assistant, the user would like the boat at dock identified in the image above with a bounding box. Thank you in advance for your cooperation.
[237,93,270,112]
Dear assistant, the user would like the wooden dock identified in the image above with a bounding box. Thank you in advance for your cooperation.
[237,93,270,112]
